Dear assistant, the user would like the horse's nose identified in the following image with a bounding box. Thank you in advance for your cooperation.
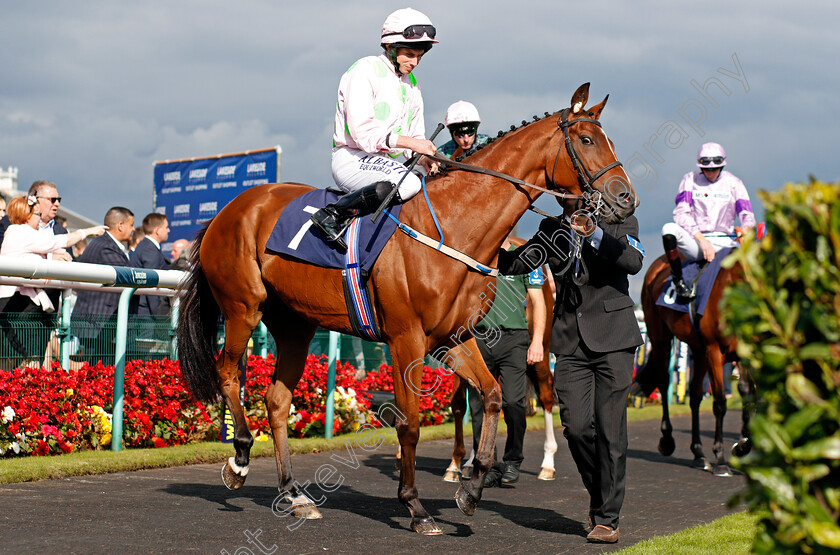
[618,190,638,208]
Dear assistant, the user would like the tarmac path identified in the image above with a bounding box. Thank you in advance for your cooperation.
[0,411,746,554]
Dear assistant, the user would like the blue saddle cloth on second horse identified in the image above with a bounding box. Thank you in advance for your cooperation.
[264,188,401,271]
[656,247,733,316]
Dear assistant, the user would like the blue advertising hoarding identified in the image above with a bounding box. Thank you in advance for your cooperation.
[153,146,282,252]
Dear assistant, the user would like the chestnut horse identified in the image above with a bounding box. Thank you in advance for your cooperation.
[442,245,558,483]
[631,254,753,476]
[176,83,636,535]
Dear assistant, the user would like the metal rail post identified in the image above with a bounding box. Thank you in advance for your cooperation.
[254,322,268,358]
[325,331,340,439]
[169,297,180,360]
[58,291,73,371]
[112,288,137,452]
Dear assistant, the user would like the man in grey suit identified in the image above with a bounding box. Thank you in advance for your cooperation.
[498,199,644,544]
[129,213,170,316]
[72,207,135,362]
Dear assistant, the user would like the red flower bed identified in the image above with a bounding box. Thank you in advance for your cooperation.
[0,355,456,457]
[0,360,218,457]
[359,364,455,426]
[242,354,375,439]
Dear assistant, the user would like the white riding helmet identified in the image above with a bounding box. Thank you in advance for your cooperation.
[696,142,727,168]
[380,8,438,48]
[445,101,481,127]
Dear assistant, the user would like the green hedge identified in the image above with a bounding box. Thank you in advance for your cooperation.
[722,180,840,554]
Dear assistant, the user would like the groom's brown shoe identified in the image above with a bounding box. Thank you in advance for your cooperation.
[586,525,619,543]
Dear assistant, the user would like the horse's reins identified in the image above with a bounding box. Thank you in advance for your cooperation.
[430,108,624,212]
[396,109,625,282]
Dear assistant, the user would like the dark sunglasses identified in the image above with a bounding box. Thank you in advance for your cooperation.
[38,196,62,203]
[699,157,724,166]
[452,124,478,138]
[383,24,436,40]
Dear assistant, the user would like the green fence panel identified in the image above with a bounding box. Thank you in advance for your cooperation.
[0,311,175,370]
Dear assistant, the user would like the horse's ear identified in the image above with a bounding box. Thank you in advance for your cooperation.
[571,83,590,114]
[588,94,609,120]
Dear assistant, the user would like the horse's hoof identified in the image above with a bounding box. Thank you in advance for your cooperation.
[658,436,676,457]
[443,469,460,483]
[692,458,713,472]
[455,483,479,516]
[713,465,733,477]
[221,459,248,490]
[411,516,442,536]
[461,466,473,480]
[537,467,556,481]
[292,503,323,520]
[732,440,752,458]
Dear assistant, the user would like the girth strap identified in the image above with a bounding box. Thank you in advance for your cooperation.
[383,210,499,277]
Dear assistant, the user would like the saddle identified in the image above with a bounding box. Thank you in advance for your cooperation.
[656,247,734,325]
[265,188,401,272]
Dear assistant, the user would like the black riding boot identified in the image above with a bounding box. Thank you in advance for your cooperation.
[663,234,695,301]
[310,181,398,250]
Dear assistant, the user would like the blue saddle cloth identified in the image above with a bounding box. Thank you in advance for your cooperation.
[656,247,733,316]
[265,189,401,271]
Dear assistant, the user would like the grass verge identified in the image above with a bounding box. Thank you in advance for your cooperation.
[615,510,758,555]
[0,395,733,484]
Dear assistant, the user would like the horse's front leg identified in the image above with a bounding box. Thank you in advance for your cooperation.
[391,339,442,535]
[530,360,557,480]
[443,377,466,482]
[706,348,731,476]
[732,365,754,458]
[448,338,501,517]
[688,352,712,471]
[647,341,676,457]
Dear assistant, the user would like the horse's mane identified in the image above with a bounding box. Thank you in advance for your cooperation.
[453,110,561,163]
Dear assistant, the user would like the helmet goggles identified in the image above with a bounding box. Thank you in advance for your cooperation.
[383,24,436,41]
[451,123,478,138]
[698,156,725,167]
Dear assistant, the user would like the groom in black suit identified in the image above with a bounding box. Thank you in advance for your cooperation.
[498,198,644,544]
[130,213,171,316]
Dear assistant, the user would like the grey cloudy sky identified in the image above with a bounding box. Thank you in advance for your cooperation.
[2,1,838,300]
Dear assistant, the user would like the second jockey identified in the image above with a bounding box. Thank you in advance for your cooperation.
[661,142,756,300]
[438,100,489,159]
[310,8,440,249]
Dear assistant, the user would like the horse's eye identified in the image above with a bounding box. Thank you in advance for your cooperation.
[580,136,593,145]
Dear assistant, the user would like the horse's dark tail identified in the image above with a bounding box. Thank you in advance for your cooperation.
[176,225,222,403]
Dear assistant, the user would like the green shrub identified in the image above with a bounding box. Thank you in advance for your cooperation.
[722,179,840,554]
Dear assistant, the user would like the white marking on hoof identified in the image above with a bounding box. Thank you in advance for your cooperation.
[228,456,249,477]
[283,492,323,520]
[443,469,460,483]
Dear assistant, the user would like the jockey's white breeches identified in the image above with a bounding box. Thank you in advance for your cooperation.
[332,147,423,200]
[661,222,737,261]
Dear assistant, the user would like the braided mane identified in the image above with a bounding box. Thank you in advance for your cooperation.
[453,110,561,163]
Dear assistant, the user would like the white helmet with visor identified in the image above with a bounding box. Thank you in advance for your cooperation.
[696,142,727,168]
[380,8,438,50]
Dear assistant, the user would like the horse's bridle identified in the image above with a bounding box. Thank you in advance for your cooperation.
[551,108,624,196]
